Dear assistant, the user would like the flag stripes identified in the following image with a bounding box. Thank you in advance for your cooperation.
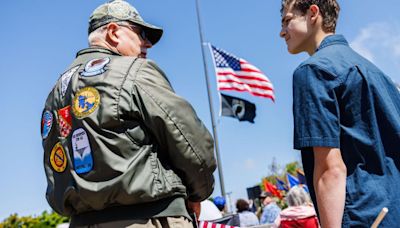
[199,221,239,228]
[218,79,273,91]
[218,85,275,99]
[217,73,272,83]
[217,74,274,89]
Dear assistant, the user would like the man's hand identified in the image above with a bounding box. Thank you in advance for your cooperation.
[187,201,201,220]
[313,147,347,228]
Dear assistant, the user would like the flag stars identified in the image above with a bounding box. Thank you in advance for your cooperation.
[212,46,241,70]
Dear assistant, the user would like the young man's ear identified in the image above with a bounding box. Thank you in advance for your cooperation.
[105,23,120,45]
[308,4,321,24]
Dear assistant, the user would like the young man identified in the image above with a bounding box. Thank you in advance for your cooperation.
[41,0,216,227]
[280,0,400,227]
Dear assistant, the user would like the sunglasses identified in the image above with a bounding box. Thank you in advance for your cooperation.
[117,23,148,41]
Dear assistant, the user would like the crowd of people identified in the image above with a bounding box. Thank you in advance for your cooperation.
[199,186,318,228]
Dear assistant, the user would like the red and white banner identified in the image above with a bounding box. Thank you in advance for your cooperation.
[199,221,239,228]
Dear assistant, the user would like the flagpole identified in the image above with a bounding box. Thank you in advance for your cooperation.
[194,0,226,199]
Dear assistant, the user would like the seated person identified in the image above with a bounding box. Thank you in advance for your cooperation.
[275,186,319,228]
[260,192,281,224]
[233,199,260,227]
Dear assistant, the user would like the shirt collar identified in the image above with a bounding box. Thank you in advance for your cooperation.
[76,46,122,57]
[316,34,348,52]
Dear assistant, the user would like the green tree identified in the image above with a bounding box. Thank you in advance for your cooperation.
[285,161,300,175]
[0,211,69,228]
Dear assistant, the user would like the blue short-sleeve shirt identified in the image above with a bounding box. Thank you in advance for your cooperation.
[293,35,400,227]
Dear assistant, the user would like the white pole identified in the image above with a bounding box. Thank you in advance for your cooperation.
[194,0,226,199]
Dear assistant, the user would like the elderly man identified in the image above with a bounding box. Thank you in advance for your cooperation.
[40,1,216,227]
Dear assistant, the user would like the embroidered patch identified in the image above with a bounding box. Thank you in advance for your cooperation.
[108,1,133,20]
[72,87,100,118]
[61,65,80,97]
[72,128,94,174]
[50,142,67,172]
[80,57,110,77]
[57,106,72,137]
[41,110,53,139]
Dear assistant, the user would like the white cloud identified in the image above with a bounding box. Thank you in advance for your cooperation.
[244,158,256,170]
[350,22,400,82]
[350,26,376,62]
[351,42,375,62]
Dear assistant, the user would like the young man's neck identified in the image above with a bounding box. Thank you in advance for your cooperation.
[307,30,334,56]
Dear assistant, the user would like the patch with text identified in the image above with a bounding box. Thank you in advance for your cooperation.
[72,128,93,174]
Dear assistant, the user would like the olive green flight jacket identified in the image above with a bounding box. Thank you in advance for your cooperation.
[41,47,216,218]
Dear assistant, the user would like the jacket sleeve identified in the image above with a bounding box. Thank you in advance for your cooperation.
[131,59,217,201]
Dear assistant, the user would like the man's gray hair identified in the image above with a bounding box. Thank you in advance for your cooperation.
[88,25,107,46]
[286,185,312,207]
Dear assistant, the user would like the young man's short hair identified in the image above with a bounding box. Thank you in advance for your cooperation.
[281,0,340,33]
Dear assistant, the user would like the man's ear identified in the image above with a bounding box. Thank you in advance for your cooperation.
[105,23,119,45]
[308,4,321,24]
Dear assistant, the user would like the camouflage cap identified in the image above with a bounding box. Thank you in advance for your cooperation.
[88,0,163,45]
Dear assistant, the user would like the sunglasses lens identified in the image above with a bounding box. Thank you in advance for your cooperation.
[142,31,147,40]
[118,23,147,41]
[132,25,147,41]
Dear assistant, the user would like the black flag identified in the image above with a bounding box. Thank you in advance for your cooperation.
[220,93,256,123]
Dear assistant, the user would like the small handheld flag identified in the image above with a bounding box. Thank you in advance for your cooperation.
[287,173,300,188]
[199,221,238,228]
[263,179,283,199]
[276,177,289,191]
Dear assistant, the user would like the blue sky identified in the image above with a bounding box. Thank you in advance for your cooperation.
[1,0,399,219]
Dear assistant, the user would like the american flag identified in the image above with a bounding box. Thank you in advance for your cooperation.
[210,45,275,101]
[199,221,239,228]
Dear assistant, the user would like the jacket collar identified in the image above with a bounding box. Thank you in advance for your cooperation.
[316,34,348,52]
[76,46,122,57]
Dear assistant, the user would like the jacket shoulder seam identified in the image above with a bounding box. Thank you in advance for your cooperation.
[135,81,204,166]
[116,58,144,122]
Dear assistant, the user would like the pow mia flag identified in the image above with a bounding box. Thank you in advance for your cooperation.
[220,93,256,123]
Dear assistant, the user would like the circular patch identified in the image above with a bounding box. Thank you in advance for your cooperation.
[41,110,53,139]
[72,87,100,118]
[80,58,110,77]
[50,142,67,172]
